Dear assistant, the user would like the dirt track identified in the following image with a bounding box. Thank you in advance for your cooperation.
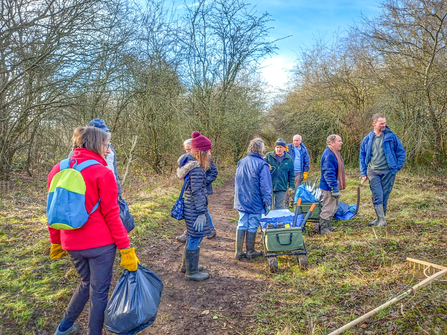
[139,179,271,335]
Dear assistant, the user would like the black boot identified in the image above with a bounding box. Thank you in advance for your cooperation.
[235,229,246,260]
[181,245,203,273]
[246,231,262,259]
[320,218,333,234]
[185,248,209,281]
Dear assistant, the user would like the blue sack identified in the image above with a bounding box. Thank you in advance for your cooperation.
[171,175,189,220]
[105,265,164,335]
[293,184,317,203]
[118,197,135,233]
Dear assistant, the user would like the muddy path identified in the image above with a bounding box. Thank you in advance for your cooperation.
[139,179,271,335]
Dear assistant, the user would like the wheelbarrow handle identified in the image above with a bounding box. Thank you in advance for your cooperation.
[293,198,302,227]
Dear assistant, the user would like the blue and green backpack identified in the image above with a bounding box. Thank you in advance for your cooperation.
[47,158,101,230]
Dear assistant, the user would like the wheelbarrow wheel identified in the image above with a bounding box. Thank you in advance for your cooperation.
[297,255,308,270]
[268,257,278,273]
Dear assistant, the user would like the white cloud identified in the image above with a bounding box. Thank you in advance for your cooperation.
[260,54,296,89]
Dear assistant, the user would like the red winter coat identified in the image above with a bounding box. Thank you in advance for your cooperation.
[47,148,130,250]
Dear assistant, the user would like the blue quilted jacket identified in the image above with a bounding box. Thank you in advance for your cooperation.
[177,154,210,237]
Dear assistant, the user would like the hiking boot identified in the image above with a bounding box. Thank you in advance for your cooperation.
[246,231,262,259]
[312,222,320,233]
[235,229,246,260]
[207,228,217,239]
[185,248,209,281]
[176,230,188,243]
[181,245,203,273]
[54,324,80,335]
[319,218,333,235]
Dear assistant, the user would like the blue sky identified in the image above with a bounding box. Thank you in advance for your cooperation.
[255,0,379,90]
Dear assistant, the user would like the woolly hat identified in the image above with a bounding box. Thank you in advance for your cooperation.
[275,137,287,147]
[191,131,212,151]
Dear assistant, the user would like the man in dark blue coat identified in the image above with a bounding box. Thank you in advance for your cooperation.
[360,114,406,227]
[318,134,346,234]
[234,138,272,259]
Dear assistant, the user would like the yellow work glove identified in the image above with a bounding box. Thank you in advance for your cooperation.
[120,247,140,272]
[50,243,68,260]
[302,172,308,181]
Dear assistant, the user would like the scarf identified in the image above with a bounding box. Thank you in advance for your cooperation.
[328,145,346,190]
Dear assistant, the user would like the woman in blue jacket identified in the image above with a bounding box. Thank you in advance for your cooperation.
[176,131,212,281]
[234,138,272,259]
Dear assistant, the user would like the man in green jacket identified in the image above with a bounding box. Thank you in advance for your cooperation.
[264,138,295,209]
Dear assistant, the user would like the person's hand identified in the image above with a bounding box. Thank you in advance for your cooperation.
[193,214,206,232]
[361,176,368,182]
[332,187,340,199]
[302,172,308,181]
[50,243,68,260]
[264,204,270,216]
[119,247,140,271]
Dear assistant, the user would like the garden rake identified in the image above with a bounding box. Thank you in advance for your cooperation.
[328,258,447,335]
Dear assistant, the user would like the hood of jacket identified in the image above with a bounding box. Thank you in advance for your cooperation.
[177,159,201,179]
[72,148,107,166]
[177,153,194,167]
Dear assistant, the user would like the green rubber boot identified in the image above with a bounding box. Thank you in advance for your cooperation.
[235,229,246,260]
[246,231,262,259]
[320,218,333,234]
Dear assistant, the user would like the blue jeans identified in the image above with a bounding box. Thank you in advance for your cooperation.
[237,212,261,233]
[273,191,287,209]
[367,168,396,215]
[64,244,116,335]
[186,236,204,250]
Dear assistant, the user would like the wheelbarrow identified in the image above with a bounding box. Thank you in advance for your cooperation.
[260,200,315,273]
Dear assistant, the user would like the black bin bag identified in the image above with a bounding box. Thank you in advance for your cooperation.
[105,265,164,334]
[118,197,135,233]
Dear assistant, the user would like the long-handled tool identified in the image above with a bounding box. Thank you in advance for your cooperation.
[292,198,302,227]
[354,178,365,215]
[328,258,447,335]
[298,203,316,230]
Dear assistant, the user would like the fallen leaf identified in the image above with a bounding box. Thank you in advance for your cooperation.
[201,310,210,315]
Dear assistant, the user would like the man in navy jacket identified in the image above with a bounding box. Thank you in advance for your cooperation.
[319,134,345,234]
[234,138,272,259]
[360,114,405,227]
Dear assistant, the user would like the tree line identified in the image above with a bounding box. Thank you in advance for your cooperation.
[2,0,445,182]
[0,0,276,180]
[267,0,447,166]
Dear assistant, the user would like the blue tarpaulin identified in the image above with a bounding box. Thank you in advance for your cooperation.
[334,202,357,220]
[294,184,317,203]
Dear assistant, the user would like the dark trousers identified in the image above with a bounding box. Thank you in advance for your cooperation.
[65,244,116,335]
[367,168,396,215]
[273,191,287,209]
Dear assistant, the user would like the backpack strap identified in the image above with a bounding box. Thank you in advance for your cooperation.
[89,197,101,215]
[178,174,190,200]
[60,158,72,170]
[72,159,102,213]
[74,159,102,172]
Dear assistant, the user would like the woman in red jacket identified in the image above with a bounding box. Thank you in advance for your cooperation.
[48,127,139,335]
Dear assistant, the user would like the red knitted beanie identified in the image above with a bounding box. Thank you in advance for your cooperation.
[191,131,212,151]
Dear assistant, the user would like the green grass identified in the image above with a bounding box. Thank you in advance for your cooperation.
[0,173,181,334]
[1,167,446,334]
[250,168,447,335]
